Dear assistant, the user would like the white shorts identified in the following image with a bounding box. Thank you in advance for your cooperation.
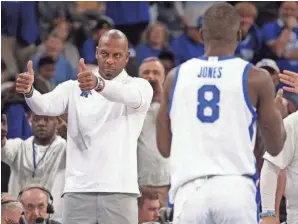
[173,175,259,224]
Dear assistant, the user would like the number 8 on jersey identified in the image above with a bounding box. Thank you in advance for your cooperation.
[197,85,220,123]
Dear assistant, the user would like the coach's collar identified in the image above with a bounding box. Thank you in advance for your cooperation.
[93,68,129,83]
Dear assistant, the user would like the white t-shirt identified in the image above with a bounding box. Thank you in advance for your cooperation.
[1,136,66,197]
[263,111,298,222]
[25,70,153,194]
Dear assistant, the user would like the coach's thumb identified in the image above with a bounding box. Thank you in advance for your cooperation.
[27,61,34,75]
[79,58,88,72]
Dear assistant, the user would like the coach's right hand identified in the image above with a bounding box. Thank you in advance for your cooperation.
[16,61,34,94]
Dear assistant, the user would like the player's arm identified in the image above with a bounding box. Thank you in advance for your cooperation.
[254,67,286,156]
[156,68,175,158]
[260,112,297,219]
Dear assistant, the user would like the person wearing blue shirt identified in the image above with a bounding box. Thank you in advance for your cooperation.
[262,1,298,73]
[234,2,262,63]
[136,22,170,66]
[105,1,150,46]
[171,16,205,65]
[30,32,76,85]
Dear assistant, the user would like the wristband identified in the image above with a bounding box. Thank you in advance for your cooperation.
[24,87,34,98]
[260,210,276,218]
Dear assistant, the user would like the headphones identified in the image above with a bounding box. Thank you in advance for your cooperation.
[18,186,54,214]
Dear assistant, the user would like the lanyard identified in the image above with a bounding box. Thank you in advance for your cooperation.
[32,141,53,178]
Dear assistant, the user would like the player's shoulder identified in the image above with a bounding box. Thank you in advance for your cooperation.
[247,64,272,87]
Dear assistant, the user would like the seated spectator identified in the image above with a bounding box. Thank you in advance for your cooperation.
[33,56,56,94]
[158,50,175,75]
[256,58,298,107]
[234,2,262,63]
[1,194,23,224]
[138,187,160,224]
[262,1,298,73]
[1,113,66,198]
[171,16,204,65]
[30,31,76,85]
[136,22,170,65]
[36,19,80,70]
[18,184,61,224]
[82,16,114,64]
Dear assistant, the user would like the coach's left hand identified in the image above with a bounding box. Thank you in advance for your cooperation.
[78,58,98,91]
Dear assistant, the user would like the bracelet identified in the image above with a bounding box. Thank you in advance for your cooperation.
[260,210,276,218]
[24,87,34,98]
[95,76,105,92]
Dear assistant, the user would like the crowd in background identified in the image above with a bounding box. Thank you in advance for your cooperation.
[1,1,298,223]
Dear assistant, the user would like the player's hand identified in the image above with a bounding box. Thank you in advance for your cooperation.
[286,17,298,29]
[274,89,288,118]
[260,216,280,224]
[279,70,298,94]
[16,61,35,94]
[1,114,8,147]
[77,58,98,91]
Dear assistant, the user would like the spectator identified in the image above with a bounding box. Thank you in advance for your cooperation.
[36,19,80,70]
[18,185,61,224]
[1,195,23,224]
[33,56,56,94]
[262,1,298,73]
[158,50,176,75]
[138,187,160,224]
[1,114,66,198]
[234,2,263,63]
[30,31,76,85]
[138,57,169,207]
[256,58,298,107]
[171,16,204,65]
[105,1,150,46]
[1,2,39,76]
[136,22,170,66]
[82,16,114,64]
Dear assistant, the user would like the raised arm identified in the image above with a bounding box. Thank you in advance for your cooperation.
[156,68,176,158]
[16,61,73,116]
[77,58,153,111]
[253,67,286,156]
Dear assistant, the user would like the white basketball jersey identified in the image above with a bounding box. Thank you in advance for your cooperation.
[168,56,258,203]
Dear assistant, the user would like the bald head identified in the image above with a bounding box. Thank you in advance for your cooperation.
[203,2,240,44]
[99,29,128,51]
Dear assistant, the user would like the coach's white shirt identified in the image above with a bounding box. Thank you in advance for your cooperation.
[262,112,298,223]
[25,69,153,194]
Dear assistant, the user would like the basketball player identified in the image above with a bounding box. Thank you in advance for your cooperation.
[260,70,298,224]
[156,3,286,223]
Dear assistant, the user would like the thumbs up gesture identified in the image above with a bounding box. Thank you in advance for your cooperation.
[16,61,35,94]
[274,89,288,118]
[78,58,98,91]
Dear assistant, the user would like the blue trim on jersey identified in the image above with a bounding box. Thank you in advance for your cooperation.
[199,56,237,61]
[168,65,181,115]
[242,63,258,140]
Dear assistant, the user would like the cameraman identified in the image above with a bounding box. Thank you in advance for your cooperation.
[137,57,170,208]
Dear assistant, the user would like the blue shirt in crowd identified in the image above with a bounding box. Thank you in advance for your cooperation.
[136,43,170,65]
[235,24,262,62]
[171,34,205,65]
[82,39,97,64]
[105,1,150,25]
[262,19,298,73]
[30,55,77,85]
